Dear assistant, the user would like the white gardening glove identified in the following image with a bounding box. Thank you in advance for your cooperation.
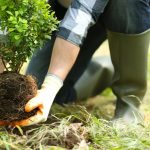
[9,74,63,127]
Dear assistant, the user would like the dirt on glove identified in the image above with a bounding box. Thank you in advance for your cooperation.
[0,72,38,122]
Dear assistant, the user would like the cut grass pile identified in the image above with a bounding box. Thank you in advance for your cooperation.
[0,105,150,150]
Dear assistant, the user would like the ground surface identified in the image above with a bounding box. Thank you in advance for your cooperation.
[0,41,150,150]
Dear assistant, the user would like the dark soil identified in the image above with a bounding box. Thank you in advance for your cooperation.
[0,72,38,121]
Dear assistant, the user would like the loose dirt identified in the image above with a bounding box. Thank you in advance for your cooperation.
[0,72,38,121]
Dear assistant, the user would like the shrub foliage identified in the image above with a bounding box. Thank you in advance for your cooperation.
[0,0,59,72]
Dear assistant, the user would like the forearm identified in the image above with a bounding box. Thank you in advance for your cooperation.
[48,37,80,80]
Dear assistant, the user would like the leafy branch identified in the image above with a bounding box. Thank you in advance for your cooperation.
[0,0,59,72]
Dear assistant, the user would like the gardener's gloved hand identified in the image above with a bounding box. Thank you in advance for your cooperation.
[10,74,63,127]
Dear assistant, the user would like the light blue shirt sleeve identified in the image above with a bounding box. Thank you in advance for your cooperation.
[57,0,109,46]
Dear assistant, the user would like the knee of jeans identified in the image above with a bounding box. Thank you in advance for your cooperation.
[104,0,150,34]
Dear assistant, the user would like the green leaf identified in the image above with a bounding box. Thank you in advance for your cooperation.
[1,6,7,11]
[15,11,19,17]
[15,39,22,46]
[34,40,38,44]
[8,28,15,32]
[6,11,13,15]
[14,35,20,40]
[45,35,51,40]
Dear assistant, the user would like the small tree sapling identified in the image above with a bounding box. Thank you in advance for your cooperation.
[0,0,59,121]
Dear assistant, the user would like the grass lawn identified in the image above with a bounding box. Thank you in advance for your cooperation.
[0,47,150,150]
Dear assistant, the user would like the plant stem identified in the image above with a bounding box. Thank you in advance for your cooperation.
[1,58,8,71]
[17,62,23,73]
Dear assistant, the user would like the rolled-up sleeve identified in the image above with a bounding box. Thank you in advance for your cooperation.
[57,0,109,46]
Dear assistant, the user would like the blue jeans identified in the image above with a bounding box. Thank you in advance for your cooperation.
[103,0,150,33]
[26,0,150,104]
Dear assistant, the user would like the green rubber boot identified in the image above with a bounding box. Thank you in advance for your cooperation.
[108,29,150,123]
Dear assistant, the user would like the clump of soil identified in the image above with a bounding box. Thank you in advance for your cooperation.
[0,72,38,121]
[62,123,88,149]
